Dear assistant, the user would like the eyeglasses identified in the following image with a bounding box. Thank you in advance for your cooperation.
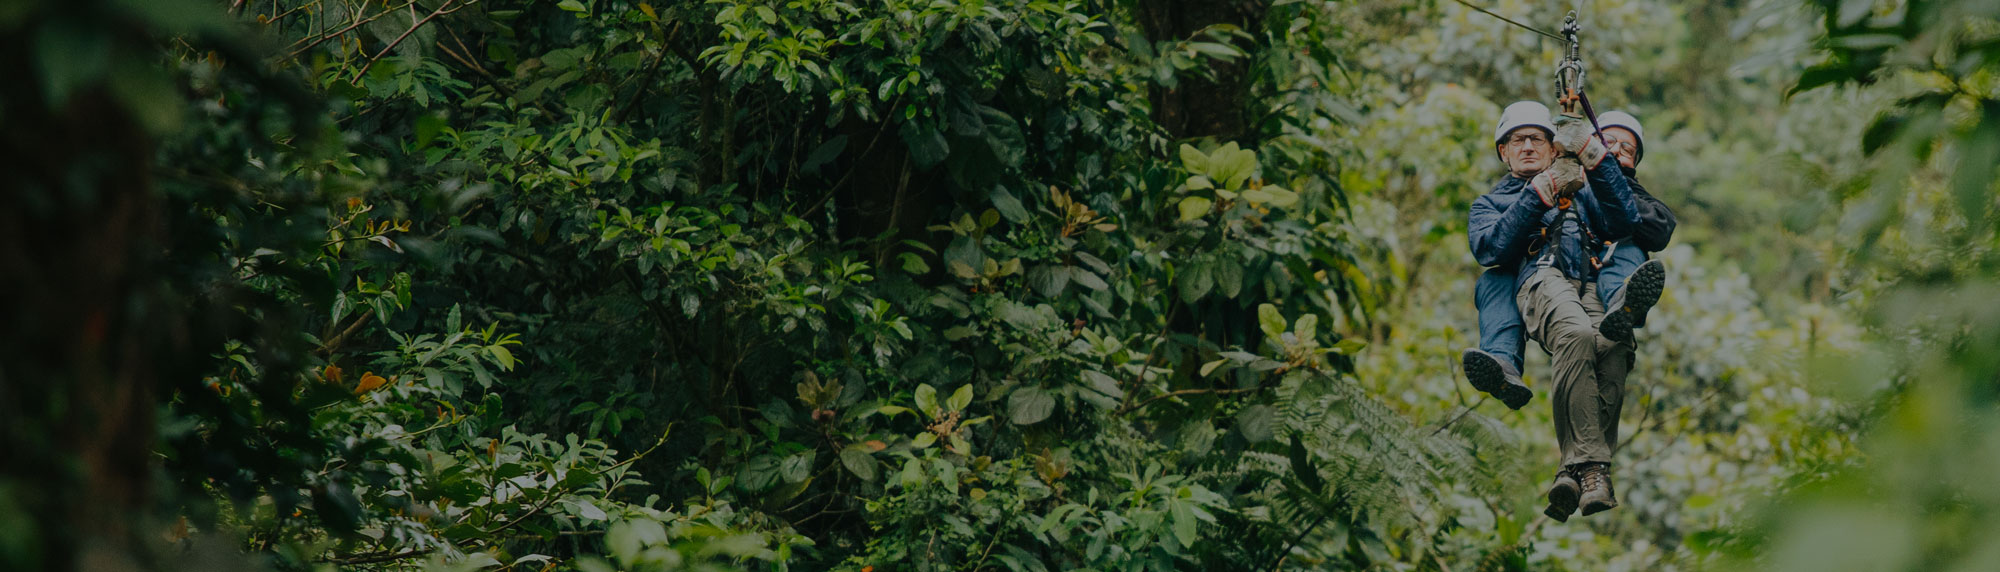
[1504,133,1550,148]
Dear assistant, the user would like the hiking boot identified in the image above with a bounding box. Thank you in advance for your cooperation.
[1543,468,1579,522]
[1461,348,1531,410]
[1576,463,1618,516]
[1601,260,1665,343]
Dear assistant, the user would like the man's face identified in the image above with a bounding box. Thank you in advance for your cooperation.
[1604,127,1639,169]
[1499,127,1553,177]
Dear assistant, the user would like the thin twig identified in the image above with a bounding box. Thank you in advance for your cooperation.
[1115,387,1258,416]
[351,0,479,83]
[1428,398,1486,437]
[595,423,674,475]
[1616,389,1719,452]
[320,548,434,565]
[285,0,423,58]
[315,311,373,356]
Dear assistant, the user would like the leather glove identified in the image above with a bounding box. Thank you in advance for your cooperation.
[1552,113,1610,167]
[1530,157,1585,206]
[1544,113,1608,168]
[1529,172,1558,206]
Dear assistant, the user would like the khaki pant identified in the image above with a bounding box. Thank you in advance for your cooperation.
[1517,266,1633,467]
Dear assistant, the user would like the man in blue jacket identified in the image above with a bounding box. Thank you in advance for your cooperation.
[1465,101,1643,519]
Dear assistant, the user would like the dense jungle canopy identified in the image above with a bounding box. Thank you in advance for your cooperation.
[3,0,1999,570]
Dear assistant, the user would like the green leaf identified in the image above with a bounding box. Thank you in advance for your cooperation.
[573,499,608,521]
[1008,387,1056,425]
[1237,404,1276,443]
[1081,370,1123,398]
[1258,304,1287,342]
[1179,260,1213,303]
[1184,175,1214,190]
[1180,420,1216,455]
[1028,265,1070,297]
[800,135,847,173]
[947,384,974,412]
[992,186,1030,223]
[1292,314,1318,342]
[780,452,814,483]
[1333,338,1367,355]
[1259,185,1299,208]
[486,345,516,370]
[914,384,939,418]
[1178,196,1213,222]
[557,0,588,12]
[1288,434,1325,493]
[1179,143,1209,173]
[1170,499,1198,547]
[1789,63,1860,98]
[899,252,931,274]
[899,458,925,489]
[913,432,937,448]
[840,448,878,481]
[1207,143,1256,190]
[1200,358,1229,377]
[902,124,950,168]
[1215,257,1244,299]
[1068,267,1109,291]
[740,455,781,492]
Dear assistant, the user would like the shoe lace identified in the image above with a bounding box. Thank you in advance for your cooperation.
[1579,465,1608,489]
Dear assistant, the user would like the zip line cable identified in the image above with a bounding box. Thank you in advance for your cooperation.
[1448,0,1567,42]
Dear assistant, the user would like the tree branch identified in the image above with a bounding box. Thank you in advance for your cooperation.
[320,548,434,566]
[284,0,423,59]
[1116,387,1257,416]
[350,0,480,83]
[315,310,373,356]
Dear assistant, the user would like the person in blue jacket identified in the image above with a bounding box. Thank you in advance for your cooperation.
[1463,109,1674,412]
[1464,101,1649,520]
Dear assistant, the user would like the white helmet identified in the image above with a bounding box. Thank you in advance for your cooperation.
[1493,101,1554,157]
[1597,110,1645,164]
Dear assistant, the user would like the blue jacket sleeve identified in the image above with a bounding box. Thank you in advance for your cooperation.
[1468,180,1550,267]
[1581,157,1639,240]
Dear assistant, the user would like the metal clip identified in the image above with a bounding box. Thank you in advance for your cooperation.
[1553,11,1585,111]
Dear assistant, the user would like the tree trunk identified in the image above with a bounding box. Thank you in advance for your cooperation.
[0,29,163,572]
[1135,0,1269,142]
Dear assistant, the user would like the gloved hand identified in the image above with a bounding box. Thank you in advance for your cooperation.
[1530,157,1586,206]
[1552,113,1610,167]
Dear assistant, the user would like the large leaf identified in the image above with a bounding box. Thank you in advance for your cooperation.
[1179,259,1213,303]
[1179,143,1209,173]
[1028,264,1070,297]
[1257,304,1287,342]
[840,447,878,481]
[1178,196,1213,222]
[1237,404,1277,443]
[991,185,1030,223]
[1008,387,1056,425]
[780,451,815,483]
[914,384,940,419]
[947,384,974,412]
[1215,256,1245,299]
[1068,266,1109,291]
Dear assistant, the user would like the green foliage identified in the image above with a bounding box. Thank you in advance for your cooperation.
[14,0,1991,570]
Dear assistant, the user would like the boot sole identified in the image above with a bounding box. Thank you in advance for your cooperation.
[1463,350,1532,410]
[1580,498,1618,516]
[1601,260,1665,343]
[1545,480,1579,523]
